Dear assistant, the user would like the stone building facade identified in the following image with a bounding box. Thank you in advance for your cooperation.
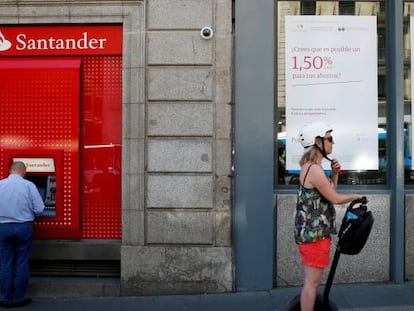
[2,0,414,297]
[0,0,233,296]
[120,0,233,295]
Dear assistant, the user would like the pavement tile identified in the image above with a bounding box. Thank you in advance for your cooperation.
[14,282,414,311]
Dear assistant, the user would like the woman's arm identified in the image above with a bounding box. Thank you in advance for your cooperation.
[330,159,341,188]
[307,164,362,204]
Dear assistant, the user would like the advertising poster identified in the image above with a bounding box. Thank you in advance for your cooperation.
[285,16,378,171]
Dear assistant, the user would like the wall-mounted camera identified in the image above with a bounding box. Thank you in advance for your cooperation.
[200,27,214,40]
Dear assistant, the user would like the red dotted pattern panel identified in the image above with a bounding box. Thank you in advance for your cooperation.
[81,56,122,239]
[0,56,122,240]
[0,58,81,238]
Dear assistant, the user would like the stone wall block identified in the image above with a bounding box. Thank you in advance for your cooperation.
[215,139,232,176]
[215,209,232,246]
[123,67,144,105]
[276,194,390,286]
[121,246,232,295]
[148,140,212,172]
[146,211,214,244]
[215,176,231,210]
[122,2,143,32]
[164,247,232,283]
[122,209,144,246]
[124,31,145,68]
[148,67,214,101]
[406,195,414,280]
[215,103,232,139]
[124,103,145,139]
[147,175,213,208]
[0,5,18,18]
[215,0,233,35]
[121,246,166,279]
[148,0,213,29]
[122,138,144,175]
[69,4,123,17]
[17,4,70,18]
[215,67,232,105]
[148,103,213,136]
[122,173,143,211]
[148,32,213,65]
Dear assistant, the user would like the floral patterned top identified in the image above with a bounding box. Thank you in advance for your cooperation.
[294,164,336,244]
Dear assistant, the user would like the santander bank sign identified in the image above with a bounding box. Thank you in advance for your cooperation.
[0,25,122,56]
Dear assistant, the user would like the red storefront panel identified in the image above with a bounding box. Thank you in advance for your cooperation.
[0,25,123,240]
[81,56,122,239]
[0,58,81,238]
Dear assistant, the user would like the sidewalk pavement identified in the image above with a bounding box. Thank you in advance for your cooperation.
[20,281,414,311]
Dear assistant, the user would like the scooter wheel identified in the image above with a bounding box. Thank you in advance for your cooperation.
[284,294,338,311]
[284,294,301,311]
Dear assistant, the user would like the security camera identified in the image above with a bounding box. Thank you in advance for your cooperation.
[200,27,214,40]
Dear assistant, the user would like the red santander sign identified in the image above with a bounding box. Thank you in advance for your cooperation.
[0,25,122,56]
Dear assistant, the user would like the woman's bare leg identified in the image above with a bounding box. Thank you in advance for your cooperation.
[300,265,324,311]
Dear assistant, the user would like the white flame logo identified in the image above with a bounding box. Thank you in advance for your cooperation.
[0,30,12,51]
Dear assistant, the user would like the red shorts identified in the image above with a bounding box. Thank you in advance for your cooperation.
[298,237,331,268]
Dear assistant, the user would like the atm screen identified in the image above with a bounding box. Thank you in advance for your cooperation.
[26,175,47,201]
[26,175,56,217]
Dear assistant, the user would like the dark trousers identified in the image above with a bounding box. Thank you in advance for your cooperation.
[0,222,34,304]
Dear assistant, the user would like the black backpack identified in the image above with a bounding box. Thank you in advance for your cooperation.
[337,197,374,255]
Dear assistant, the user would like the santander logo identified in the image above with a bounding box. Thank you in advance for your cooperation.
[0,25,122,56]
[0,31,12,51]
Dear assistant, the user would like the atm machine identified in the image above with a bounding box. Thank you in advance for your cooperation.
[2,149,79,238]
[3,150,62,218]
[25,172,57,217]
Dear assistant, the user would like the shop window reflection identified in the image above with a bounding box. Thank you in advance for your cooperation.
[404,1,414,185]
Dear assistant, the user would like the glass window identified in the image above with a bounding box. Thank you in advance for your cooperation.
[404,1,414,184]
[276,1,386,185]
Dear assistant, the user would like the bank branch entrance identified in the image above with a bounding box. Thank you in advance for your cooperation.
[0,25,123,240]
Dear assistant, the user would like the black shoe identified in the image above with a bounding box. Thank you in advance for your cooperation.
[14,298,32,307]
[0,301,13,308]
[0,298,32,308]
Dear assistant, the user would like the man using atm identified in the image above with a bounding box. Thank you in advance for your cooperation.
[0,161,44,307]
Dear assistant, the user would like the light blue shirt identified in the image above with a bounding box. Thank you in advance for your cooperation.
[0,174,45,223]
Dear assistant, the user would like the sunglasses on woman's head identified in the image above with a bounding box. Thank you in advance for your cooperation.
[325,136,334,143]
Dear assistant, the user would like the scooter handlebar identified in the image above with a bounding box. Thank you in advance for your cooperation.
[349,196,367,209]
